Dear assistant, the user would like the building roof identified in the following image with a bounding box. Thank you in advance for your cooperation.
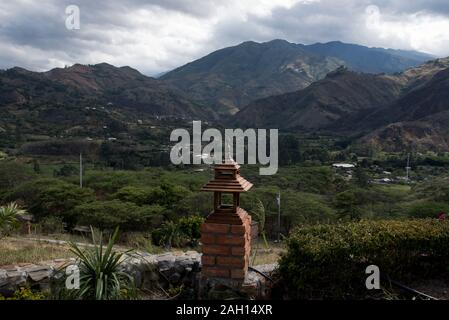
[201,160,253,193]
[332,163,356,168]
[201,176,253,192]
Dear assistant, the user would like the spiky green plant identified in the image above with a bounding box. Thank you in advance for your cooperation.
[65,227,137,300]
[0,202,25,237]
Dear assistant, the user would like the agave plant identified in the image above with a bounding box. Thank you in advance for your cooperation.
[66,227,137,300]
[0,202,25,237]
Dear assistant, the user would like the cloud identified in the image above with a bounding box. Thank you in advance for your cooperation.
[0,0,448,75]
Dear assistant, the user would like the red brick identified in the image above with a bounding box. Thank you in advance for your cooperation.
[202,255,216,266]
[201,233,216,244]
[230,269,246,279]
[231,246,246,255]
[203,267,229,278]
[202,245,231,255]
[201,223,229,234]
[231,242,251,256]
[217,256,246,267]
[230,225,246,235]
[216,234,245,245]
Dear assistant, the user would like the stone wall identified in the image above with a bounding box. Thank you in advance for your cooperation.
[0,251,276,299]
[0,251,201,296]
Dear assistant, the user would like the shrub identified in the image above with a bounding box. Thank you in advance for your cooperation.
[52,228,136,300]
[152,220,185,248]
[0,202,25,238]
[0,162,33,192]
[5,179,96,228]
[407,201,449,219]
[178,215,204,245]
[75,200,164,231]
[38,216,65,234]
[53,164,78,177]
[112,186,150,206]
[0,287,45,300]
[279,219,449,299]
[33,183,96,228]
[152,215,204,248]
[3,178,64,207]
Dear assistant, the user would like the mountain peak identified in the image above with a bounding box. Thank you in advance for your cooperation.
[325,65,350,77]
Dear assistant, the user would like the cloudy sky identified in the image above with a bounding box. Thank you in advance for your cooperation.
[1,0,449,75]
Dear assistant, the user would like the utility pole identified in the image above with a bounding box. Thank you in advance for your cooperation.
[277,190,281,242]
[79,153,83,188]
[406,153,411,182]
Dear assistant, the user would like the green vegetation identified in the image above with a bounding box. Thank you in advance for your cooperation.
[0,238,74,266]
[152,215,204,248]
[279,219,449,299]
[53,228,136,300]
[0,287,46,300]
[2,154,449,244]
[0,202,24,238]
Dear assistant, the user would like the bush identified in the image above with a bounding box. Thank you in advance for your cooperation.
[6,179,96,228]
[0,202,25,238]
[152,215,204,248]
[178,215,204,245]
[407,201,449,219]
[111,184,191,208]
[279,219,449,299]
[0,162,33,193]
[32,183,96,228]
[112,186,150,206]
[152,221,185,248]
[38,216,65,234]
[52,228,136,300]
[75,200,164,231]
[0,287,45,300]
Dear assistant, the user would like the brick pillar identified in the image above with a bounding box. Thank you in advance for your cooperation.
[201,208,252,282]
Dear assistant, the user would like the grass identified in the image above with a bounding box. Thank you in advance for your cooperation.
[0,238,74,266]
[374,183,412,195]
[0,234,285,268]
[251,241,285,266]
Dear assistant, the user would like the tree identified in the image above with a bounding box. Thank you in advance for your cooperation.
[33,159,41,174]
[282,192,336,232]
[335,190,362,220]
[354,167,369,188]
[0,162,33,192]
[407,201,449,219]
[54,164,78,177]
[75,200,164,231]
[33,183,96,228]
[112,186,150,206]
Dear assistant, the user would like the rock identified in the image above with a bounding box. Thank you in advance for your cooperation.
[4,271,27,289]
[156,255,176,271]
[169,272,182,284]
[27,266,53,282]
[0,250,204,294]
[0,270,8,288]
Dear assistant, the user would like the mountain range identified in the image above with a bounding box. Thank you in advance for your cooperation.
[0,63,216,141]
[1,39,447,152]
[161,40,432,114]
[235,57,449,151]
